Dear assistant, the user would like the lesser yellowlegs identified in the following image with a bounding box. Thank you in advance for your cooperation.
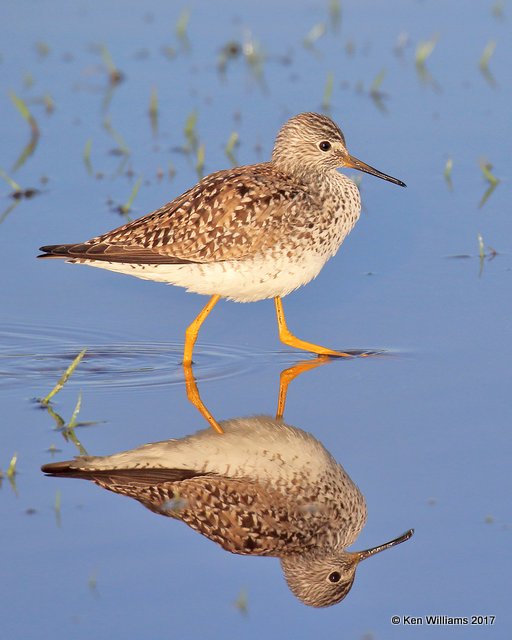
[42,416,413,607]
[39,112,405,363]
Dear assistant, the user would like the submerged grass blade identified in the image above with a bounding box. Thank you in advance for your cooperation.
[195,144,205,179]
[479,41,496,70]
[304,23,326,48]
[41,349,87,406]
[184,111,198,150]
[101,45,123,85]
[6,453,18,478]
[149,87,159,137]
[120,176,142,215]
[67,392,82,429]
[479,159,499,185]
[321,71,334,112]
[104,117,130,156]
[328,0,341,30]
[444,157,453,188]
[225,131,239,165]
[176,9,190,42]
[0,168,21,192]
[415,35,438,67]
[83,139,93,175]
[9,91,39,136]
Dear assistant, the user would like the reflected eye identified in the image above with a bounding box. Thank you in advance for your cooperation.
[319,141,331,152]
[328,571,341,583]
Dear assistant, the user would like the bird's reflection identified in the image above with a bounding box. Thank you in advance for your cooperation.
[42,359,413,607]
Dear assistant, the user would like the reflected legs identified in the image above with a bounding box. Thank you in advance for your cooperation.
[183,363,225,434]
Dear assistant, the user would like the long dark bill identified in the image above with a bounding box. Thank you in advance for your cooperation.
[345,154,406,187]
[357,529,414,561]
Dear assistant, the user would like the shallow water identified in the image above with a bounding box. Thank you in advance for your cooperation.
[1,1,511,638]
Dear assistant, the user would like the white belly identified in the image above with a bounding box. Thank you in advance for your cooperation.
[71,252,329,302]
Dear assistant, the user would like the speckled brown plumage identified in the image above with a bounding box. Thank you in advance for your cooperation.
[38,112,405,303]
[41,416,413,607]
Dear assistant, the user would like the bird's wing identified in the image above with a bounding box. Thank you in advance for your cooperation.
[47,165,313,264]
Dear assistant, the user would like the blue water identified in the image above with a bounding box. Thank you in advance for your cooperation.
[1,1,510,638]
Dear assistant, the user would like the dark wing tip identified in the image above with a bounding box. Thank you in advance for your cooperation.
[37,244,74,259]
[41,461,74,475]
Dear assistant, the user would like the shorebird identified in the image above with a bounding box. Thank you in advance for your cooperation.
[42,416,413,607]
[39,112,405,364]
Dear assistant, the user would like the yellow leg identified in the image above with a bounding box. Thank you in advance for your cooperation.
[274,296,352,358]
[183,294,221,366]
[183,363,224,434]
[276,357,330,419]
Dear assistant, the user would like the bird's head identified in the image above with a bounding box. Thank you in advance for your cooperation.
[280,529,413,607]
[272,112,406,187]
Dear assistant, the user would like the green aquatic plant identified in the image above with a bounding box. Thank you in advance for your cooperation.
[225,131,239,166]
[100,45,123,85]
[444,157,453,189]
[478,159,500,208]
[120,176,143,217]
[9,91,40,171]
[103,117,130,156]
[321,72,334,112]
[40,349,87,406]
[149,87,159,137]
[304,22,326,49]
[196,144,205,180]
[83,139,93,175]
[184,110,198,151]
[479,41,497,86]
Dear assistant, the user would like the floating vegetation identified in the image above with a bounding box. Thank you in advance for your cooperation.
[304,22,326,49]
[35,41,50,58]
[176,8,191,47]
[443,157,453,189]
[415,36,438,67]
[369,69,387,112]
[479,41,497,87]
[118,176,143,218]
[0,168,40,223]
[0,168,22,193]
[217,41,242,75]
[478,159,500,208]
[225,131,239,166]
[103,117,130,156]
[477,233,498,276]
[149,87,159,137]
[328,0,342,31]
[0,453,19,493]
[415,35,440,90]
[43,93,55,114]
[9,91,40,172]
[6,453,18,479]
[195,144,205,180]
[321,71,334,113]
[243,32,265,85]
[83,138,93,175]
[184,110,199,152]
[100,45,124,86]
[39,349,87,407]
[394,32,410,57]
[234,587,249,616]
[54,489,61,527]
[491,0,505,19]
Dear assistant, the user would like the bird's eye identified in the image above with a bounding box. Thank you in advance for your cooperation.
[328,571,341,583]
[319,141,331,152]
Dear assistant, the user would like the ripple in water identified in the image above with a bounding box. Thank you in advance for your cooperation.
[0,323,266,391]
